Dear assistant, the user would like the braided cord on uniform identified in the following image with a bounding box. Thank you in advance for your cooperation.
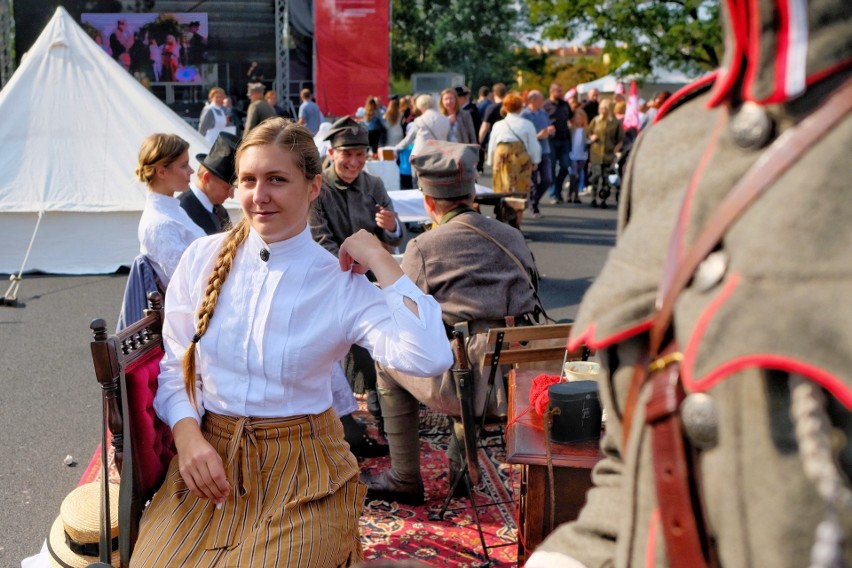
[789,375,852,568]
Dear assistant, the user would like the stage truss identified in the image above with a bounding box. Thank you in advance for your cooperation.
[0,0,12,89]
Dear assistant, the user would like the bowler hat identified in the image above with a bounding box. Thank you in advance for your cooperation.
[324,116,369,149]
[196,131,239,184]
[410,140,478,199]
[47,482,120,568]
[454,85,470,98]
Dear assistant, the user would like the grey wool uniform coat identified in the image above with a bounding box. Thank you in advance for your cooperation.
[533,3,852,564]
[309,165,402,256]
[379,209,540,417]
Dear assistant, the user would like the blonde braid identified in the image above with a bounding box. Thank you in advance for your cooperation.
[183,219,251,407]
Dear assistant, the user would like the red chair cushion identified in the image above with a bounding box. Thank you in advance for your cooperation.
[124,345,175,500]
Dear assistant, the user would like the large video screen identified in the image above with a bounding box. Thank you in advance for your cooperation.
[81,13,210,84]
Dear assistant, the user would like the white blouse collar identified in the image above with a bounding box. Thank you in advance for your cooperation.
[246,224,314,264]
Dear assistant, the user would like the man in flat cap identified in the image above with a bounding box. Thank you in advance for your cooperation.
[363,140,543,505]
[310,115,403,458]
[244,82,276,134]
[179,131,238,235]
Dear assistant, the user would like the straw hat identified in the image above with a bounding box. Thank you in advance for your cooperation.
[47,482,120,568]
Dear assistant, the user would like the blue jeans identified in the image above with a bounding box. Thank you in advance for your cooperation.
[548,138,572,200]
[530,154,552,213]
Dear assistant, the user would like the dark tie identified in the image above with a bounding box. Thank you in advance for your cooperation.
[213,204,231,232]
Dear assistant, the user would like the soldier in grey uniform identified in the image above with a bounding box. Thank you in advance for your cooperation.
[363,140,543,504]
[525,1,852,566]
[310,116,402,458]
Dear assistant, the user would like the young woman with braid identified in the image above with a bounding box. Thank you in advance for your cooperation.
[130,117,452,567]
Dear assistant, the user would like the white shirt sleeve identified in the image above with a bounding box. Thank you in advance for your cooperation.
[524,551,589,568]
[341,273,452,378]
[154,242,207,428]
[518,117,542,164]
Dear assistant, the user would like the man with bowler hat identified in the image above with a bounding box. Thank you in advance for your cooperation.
[179,131,238,235]
[310,115,403,458]
[363,140,543,504]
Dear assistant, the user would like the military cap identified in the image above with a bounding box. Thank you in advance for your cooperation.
[324,116,369,149]
[410,140,478,199]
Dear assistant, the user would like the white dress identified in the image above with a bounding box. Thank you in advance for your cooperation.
[138,192,206,289]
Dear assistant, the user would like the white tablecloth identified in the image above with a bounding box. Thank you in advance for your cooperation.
[365,160,400,191]
[389,184,496,223]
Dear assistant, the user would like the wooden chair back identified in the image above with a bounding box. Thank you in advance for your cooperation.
[89,292,175,567]
[482,323,591,369]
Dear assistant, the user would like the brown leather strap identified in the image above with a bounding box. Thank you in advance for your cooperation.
[649,76,852,355]
[646,353,715,567]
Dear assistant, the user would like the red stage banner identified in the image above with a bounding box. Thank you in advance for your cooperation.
[315,0,389,117]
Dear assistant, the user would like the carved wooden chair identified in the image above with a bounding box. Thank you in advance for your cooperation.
[89,292,175,568]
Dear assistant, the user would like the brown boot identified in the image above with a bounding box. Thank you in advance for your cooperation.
[362,469,424,505]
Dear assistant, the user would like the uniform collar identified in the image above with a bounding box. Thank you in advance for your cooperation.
[439,205,477,225]
[326,165,362,191]
[709,0,852,107]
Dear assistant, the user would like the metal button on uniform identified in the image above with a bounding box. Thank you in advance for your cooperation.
[680,393,719,450]
[693,251,728,292]
[731,101,774,149]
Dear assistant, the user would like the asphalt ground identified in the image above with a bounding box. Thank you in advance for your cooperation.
[0,190,617,566]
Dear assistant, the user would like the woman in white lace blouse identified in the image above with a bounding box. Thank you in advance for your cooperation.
[135,134,206,288]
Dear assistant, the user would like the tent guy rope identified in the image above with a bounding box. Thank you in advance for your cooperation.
[2,210,42,307]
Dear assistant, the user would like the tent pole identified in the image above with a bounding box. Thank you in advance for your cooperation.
[2,210,43,307]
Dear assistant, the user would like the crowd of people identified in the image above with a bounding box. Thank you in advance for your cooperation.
[95,18,207,82]
[98,2,852,564]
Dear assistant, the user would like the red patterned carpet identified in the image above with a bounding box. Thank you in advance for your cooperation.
[81,404,523,567]
[359,407,521,566]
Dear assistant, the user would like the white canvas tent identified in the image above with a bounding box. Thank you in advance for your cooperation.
[0,7,215,277]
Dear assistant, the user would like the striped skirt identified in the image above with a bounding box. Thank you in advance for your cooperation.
[492,140,533,194]
[130,408,365,567]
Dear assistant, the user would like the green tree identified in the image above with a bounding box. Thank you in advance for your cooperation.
[526,0,722,78]
[391,0,533,91]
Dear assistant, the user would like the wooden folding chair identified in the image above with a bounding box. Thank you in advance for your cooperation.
[89,292,175,568]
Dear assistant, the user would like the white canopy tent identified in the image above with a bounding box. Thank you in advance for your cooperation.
[0,7,215,280]
[576,63,696,96]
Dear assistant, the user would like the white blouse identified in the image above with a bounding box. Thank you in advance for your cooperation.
[487,113,542,166]
[155,225,453,428]
[138,192,206,288]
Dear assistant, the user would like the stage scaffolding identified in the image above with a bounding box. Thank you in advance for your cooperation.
[274,0,292,115]
[0,0,13,89]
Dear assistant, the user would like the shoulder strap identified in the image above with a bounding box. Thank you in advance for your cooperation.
[453,219,550,320]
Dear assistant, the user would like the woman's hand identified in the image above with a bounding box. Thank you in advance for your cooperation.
[173,418,230,504]
[339,230,403,281]
[340,230,419,315]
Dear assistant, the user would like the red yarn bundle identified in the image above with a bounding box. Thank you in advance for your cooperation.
[529,373,562,415]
